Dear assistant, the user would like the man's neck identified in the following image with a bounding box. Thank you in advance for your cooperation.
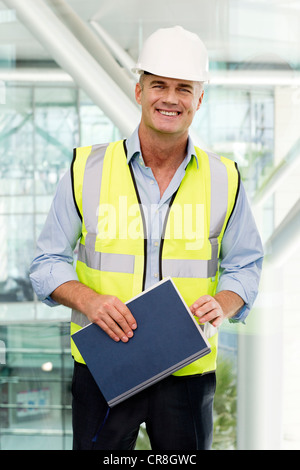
[138,123,188,171]
[138,123,189,197]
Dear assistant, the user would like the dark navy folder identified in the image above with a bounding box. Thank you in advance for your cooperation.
[72,278,211,407]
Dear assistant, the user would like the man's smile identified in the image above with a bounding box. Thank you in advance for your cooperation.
[157,109,181,117]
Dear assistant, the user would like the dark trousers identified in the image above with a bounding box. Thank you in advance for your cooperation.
[72,361,216,450]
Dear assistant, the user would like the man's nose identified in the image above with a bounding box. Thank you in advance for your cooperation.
[162,88,179,105]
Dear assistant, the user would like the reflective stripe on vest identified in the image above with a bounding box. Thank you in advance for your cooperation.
[71,140,240,375]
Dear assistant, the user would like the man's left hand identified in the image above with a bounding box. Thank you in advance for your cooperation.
[190,290,245,328]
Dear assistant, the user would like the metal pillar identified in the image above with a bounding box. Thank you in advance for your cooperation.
[264,198,300,266]
[90,21,137,80]
[237,198,300,449]
[237,279,284,450]
[253,138,300,208]
[3,0,140,136]
[48,0,136,102]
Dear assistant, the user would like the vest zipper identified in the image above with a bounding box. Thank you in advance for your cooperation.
[158,190,179,281]
[124,140,148,292]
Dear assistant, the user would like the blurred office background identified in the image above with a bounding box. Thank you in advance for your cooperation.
[0,0,299,450]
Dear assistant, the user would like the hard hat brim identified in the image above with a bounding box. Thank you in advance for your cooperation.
[131,65,210,83]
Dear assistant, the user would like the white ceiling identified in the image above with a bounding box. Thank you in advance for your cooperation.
[0,0,300,69]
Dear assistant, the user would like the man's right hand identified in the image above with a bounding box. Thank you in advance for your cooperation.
[51,281,137,342]
[85,294,137,343]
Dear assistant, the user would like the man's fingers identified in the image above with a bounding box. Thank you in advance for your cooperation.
[190,295,221,324]
[94,296,137,342]
[96,312,131,343]
[191,296,215,316]
[114,297,137,330]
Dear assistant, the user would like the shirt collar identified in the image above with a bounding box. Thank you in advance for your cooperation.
[125,126,199,169]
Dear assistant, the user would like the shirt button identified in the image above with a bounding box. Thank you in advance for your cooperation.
[154,241,159,247]
[150,180,155,185]
[154,273,159,278]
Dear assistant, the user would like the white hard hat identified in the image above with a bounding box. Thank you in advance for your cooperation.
[132,25,209,82]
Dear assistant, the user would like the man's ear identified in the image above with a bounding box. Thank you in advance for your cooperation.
[197,90,204,111]
[135,82,142,105]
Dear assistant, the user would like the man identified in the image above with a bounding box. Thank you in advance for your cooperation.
[30,26,263,450]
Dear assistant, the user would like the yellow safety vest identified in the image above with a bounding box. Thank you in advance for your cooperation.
[70,140,239,375]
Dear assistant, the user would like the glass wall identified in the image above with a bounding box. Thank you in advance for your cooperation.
[0,83,121,449]
[0,323,72,450]
[194,86,275,190]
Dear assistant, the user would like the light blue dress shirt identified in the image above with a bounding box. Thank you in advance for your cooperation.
[30,127,263,323]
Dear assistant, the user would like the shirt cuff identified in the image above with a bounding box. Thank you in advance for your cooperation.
[30,263,78,306]
[216,277,252,323]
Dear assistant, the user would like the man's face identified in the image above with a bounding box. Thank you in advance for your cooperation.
[135,74,204,138]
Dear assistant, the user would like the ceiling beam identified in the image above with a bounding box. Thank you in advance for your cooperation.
[3,0,140,136]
